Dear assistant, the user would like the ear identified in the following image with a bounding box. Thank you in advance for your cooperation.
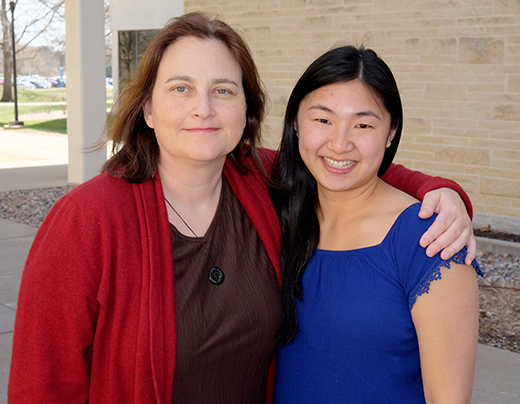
[386,127,397,148]
[143,100,154,129]
[294,120,298,137]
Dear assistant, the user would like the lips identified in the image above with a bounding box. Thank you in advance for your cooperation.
[184,127,219,133]
[322,156,356,169]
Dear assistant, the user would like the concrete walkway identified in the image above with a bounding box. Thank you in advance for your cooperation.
[1,129,519,403]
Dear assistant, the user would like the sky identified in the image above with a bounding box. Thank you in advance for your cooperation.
[12,0,66,50]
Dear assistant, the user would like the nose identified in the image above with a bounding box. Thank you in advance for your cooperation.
[328,127,354,153]
[191,92,215,119]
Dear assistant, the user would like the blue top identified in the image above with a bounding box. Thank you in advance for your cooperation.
[274,203,482,404]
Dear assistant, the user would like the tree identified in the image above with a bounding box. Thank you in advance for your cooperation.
[0,0,64,102]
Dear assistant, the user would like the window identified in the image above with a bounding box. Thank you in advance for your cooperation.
[118,30,159,79]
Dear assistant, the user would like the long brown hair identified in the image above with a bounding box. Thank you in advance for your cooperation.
[101,12,267,183]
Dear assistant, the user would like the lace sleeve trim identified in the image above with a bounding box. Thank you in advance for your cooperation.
[409,250,484,310]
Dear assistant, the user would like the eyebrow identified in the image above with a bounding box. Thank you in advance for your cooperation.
[308,104,382,120]
[164,75,239,87]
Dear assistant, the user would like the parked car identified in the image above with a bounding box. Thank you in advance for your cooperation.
[16,80,36,90]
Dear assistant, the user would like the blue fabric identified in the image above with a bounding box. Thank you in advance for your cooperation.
[274,203,482,404]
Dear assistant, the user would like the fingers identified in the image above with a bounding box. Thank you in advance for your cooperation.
[422,223,473,261]
[464,235,477,265]
[418,192,439,220]
[419,187,475,259]
[438,226,472,260]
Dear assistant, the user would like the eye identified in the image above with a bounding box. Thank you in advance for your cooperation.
[215,88,230,95]
[316,118,331,124]
[356,123,372,129]
[174,86,188,93]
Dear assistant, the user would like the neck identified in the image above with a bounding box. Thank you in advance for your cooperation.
[317,179,398,250]
[159,157,225,236]
[317,177,383,224]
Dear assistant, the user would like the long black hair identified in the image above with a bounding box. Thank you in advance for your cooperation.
[270,45,403,345]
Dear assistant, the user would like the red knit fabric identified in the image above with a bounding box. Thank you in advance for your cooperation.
[9,156,280,404]
[382,163,473,219]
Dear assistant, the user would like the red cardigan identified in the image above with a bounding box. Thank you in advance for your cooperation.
[8,151,471,404]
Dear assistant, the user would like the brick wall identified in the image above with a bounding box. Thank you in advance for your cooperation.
[186,0,520,224]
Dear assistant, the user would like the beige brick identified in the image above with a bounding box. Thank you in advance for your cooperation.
[471,138,520,150]
[439,128,488,139]
[492,104,520,121]
[458,37,505,64]
[424,82,467,100]
[448,72,507,83]
[416,37,458,55]
[403,142,443,152]
[374,0,419,11]
[474,194,513,208]
[419,54,460,64]
[488,130,520,140]
[392,150,434,161]
[403,99,446,109]
[481,119,520,131]
[494,0,520,14]
[404,117,432,134]
[185,0,520,219]
[506,54,520,64]
[434,146,490,166]
[481,177,520,198]
[507,34,520,44]
[507,44,520,56]
[296,15,333,31]
[467,82,506,92]
[411,163,480,190]
[405,71,446,82]
[432,117,481,129]
[470,166,520,179]
[396,141,416,151]
[493,149,520,160]
[415,134,471,146]
[491,159,520,170]
[484,26,520,36]
[457,16,517,26]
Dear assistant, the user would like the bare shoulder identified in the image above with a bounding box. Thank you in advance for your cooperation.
[378,180,420,217]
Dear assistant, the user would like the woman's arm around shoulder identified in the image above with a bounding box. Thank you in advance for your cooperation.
[382,164,472,216]
[383,163,476,265]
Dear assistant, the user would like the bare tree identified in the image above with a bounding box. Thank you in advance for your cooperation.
[0,0,64,102]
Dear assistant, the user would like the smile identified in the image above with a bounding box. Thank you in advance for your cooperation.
[184,127,219,133]
[322,157,356,169]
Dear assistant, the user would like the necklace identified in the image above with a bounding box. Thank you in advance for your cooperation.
[164,196,225,285]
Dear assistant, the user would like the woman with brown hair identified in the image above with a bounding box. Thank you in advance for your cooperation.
[10,12,475,404]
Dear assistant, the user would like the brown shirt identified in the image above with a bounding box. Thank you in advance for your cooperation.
[170,177,282,404]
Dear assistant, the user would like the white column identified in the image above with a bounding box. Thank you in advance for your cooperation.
[65,0,107,184]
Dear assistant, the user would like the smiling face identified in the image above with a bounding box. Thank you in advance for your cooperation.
[143,36,247,170]
[296,79,396,197]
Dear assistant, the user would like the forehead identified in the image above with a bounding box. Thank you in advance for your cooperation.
[300,80,386,115]
[157,36,242,77]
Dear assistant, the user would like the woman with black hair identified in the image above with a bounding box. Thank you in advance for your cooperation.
[271,46,482,403]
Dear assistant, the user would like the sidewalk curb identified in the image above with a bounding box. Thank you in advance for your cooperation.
[476,236,520,257]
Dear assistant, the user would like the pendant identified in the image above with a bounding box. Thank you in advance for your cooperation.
[209,266,225,285]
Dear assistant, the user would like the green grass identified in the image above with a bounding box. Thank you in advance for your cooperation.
[24,118,67,134]
[0,85,113,133]
[0,85,113,102]
[0,104,66,123]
